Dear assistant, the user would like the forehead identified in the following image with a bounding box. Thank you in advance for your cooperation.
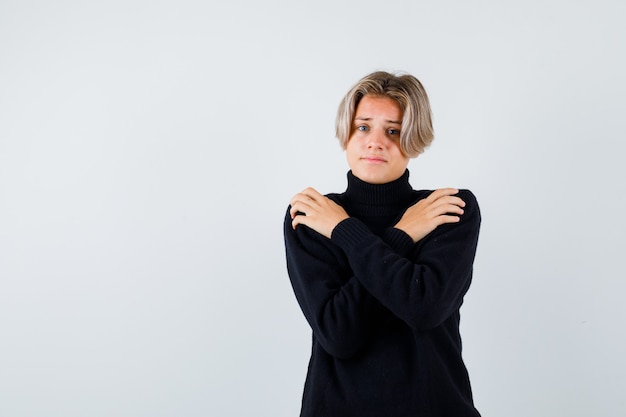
[355,95,403,121]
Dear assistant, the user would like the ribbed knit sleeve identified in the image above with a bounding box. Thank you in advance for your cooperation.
[330,189,481,331]
[284,208,382,359]
[382,227,415,257]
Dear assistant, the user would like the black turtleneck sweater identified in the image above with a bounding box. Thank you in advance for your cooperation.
[284,170,481,417]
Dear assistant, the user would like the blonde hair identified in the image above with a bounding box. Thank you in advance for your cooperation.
[335,71,434,158]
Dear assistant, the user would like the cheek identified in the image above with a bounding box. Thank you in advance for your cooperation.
[345,137,359,153]
[346,146,358,163]
[390,142,404,155]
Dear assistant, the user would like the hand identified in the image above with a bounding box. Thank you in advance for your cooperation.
[289,187,350,239]
[394,188,465,243]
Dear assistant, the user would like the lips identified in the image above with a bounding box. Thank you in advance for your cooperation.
[361,155,387,163]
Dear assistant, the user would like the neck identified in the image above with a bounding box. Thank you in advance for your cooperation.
[344,170,413,206]
[338,170,414,233]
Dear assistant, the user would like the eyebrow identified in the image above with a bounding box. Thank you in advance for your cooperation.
[354,116,402,124]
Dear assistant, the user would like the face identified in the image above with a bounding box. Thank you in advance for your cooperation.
[346,95,410,184]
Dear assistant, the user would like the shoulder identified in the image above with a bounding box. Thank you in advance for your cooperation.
[457,188,478,202]
[418,188,479,209]
[325,192,345,206]
[451,189,481,230]
[416,188,481,227]
[457,189,480,216]
[284,205,345,265]
[410,188,479,208]
[283,204,337,247]
[283,189,345,234]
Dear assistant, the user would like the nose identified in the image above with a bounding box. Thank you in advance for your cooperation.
[367,130,385,149]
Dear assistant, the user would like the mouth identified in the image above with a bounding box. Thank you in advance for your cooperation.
[361,155,387,164]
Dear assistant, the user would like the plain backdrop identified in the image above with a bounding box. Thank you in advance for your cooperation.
[1,1,625,416]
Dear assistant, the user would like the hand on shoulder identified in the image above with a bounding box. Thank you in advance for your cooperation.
[289,187,350,239]
[394,188,466,243]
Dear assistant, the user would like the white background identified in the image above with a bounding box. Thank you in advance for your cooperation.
[1,1,625,416]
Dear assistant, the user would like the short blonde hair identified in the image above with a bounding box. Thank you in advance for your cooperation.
[335,71,434,158]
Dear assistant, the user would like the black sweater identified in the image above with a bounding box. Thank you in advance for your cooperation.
[284,170,482,417]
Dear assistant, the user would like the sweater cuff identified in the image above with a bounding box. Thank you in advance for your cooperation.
[331,217,372,251]
[382,227,415,257]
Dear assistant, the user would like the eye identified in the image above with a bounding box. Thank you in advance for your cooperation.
[387,129,400,136]
[356,125,369,132]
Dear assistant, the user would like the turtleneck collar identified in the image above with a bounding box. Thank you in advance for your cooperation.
[344,169,414,208]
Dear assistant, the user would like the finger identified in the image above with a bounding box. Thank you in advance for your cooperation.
[290,193,320,211]
[441,204,464,216]
[292,215,302,229]
[299,187,325,203]
[291,212,312,230]
[431,200,465,216]
[290,192,310,207]
[289,204,299,219]
[290,188,324,208]
[427,188,460,202]
[424,196,464,214]
[289,200,312,219]
[432,196,466,210]
[434,214,462,225]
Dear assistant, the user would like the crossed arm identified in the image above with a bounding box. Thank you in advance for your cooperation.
[285,186,480,358]
[289,187,466,243]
